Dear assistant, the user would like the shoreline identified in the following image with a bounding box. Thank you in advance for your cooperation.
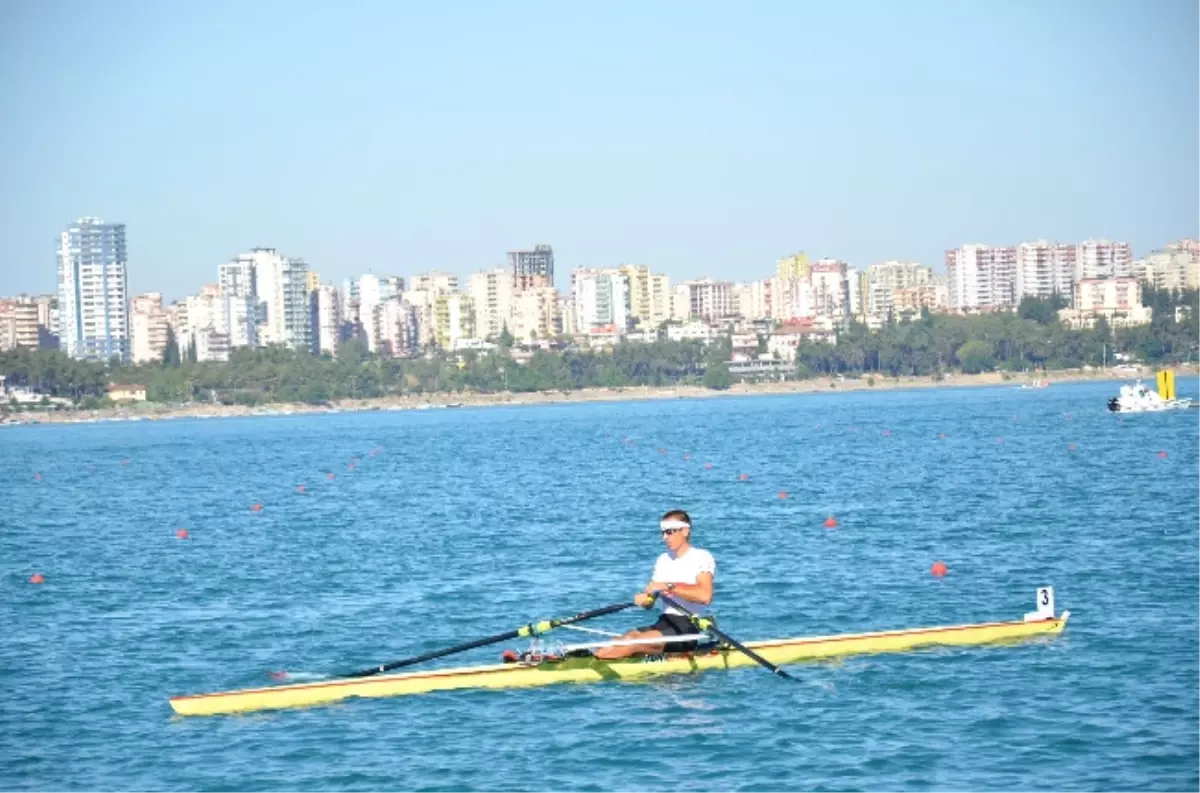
[2,365,1194,427]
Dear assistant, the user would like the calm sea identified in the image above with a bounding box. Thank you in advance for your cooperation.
[2,379,1197,791]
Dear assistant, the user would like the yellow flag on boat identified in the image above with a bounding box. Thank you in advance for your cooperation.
[1157,370,1175,401]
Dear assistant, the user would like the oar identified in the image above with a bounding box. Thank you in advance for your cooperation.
[656,592,796,681]
[338,600,636,679]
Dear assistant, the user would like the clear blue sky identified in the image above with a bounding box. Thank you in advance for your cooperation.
[1,0,1196,301]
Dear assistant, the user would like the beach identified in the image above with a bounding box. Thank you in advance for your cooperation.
[2,364,1193,426]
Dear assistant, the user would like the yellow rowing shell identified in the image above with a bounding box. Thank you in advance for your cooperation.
[169,611,1070,717]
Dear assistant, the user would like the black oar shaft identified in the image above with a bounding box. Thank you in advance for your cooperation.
[341,600,635,679]
[656,593,796,680]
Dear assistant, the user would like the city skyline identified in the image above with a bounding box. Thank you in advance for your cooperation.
[2,1,1197,299]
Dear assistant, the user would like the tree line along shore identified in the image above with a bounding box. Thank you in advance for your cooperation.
[2,291,1196,415]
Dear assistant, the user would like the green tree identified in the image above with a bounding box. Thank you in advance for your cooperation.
[703,361,732,389]
[956,340,995,374]
[161,326,181,368]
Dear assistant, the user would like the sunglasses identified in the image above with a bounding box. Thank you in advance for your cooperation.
[661,527,687,536]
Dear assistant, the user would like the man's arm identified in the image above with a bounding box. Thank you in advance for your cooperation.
[645,572,713,605]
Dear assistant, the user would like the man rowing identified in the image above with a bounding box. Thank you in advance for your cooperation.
[593,509,716,660]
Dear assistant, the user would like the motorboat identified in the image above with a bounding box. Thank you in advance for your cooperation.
[1107,380,1193,413]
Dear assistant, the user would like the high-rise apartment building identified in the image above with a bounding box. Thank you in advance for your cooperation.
[676,278,734,321]
[945,245,1017,311]
[776,252,810,281]
[469,269,515,340]
[509,245,554,291]
[1015,241,1076,302]
[130,293,171,364]
[56,217,130,362]
[1075,239,1132,282]
[253,249,311,349]
[810,258,850,320]
[574,270,630,333]
[864,261,935,317]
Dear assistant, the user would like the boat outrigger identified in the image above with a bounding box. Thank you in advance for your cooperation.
[169,588,1070,717]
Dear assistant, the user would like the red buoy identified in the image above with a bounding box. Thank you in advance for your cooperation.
[738,473,749,481]
[1158,451,1168,459]
[704,463,713,470]
[823,516,838,529]
[251,503,263,512]
[1067,443,1077,452]
[296,485,306,493]
[176,528,189,540]
[778,491,789,500]
[34,472,42,481]
[931,561,948,577]
[29,573,45,584]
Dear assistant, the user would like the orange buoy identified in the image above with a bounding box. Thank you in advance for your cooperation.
[250,503,263,512]
[176,528,189,540]
[347,463,356,471]
[327,472,336,480]
[29,573,45,584]
[938,433,946,440]
[823,516,838,528]
[777,491,789,500]
[1158,451,1168,459]
[738,473,749,481]
[931,561,948,577]
[34,472,42,481]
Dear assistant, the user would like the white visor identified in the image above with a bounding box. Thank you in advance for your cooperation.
[660,518,691,530]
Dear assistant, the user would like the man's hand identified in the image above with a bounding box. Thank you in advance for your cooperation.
[634,592,656,608]
[644,581,670,594]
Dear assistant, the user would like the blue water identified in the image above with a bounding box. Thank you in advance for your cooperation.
[2,380,1197,791]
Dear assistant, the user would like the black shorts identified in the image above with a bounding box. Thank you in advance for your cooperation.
[638,612,710,654]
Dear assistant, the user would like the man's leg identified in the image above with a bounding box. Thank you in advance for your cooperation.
[592,629,666,660]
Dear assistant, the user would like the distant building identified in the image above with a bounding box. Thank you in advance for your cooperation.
[434,293,477,350]
[776,252,810,281]
[509,285,561,342]
[1015,241,1075,303]
[864,261,935,317]
[254,250,311,349]
[574,269,630,335]
[130,293,171,364]
[509,245,554,291]
[0,298,40,351]
[676,278,735,321]
[469,269,515,341]
[1132,241,1199,292]
[56,217,130,362]
[310,284,343,356]
[1060,277,1151,328]
[945,244,1017,311]
[810,258,850,321]
[1075,239,1132,282]
[107,383,147,402]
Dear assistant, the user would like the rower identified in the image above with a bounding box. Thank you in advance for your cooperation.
[593,510,716,660]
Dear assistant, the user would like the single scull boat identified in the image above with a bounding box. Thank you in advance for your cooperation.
[169,588,1069,717]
